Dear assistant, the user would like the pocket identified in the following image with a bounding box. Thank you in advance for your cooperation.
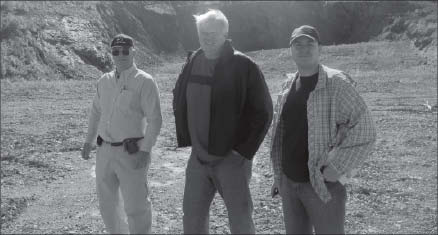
[229,150,248,167]
[96,145,102,159]
[116,90,135,115]
[325,180,347,200]
[324,180,343,190]
[230,150,244,160]
[127,152,149,170]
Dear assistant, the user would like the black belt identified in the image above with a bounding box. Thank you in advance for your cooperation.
[106,141,123,147]
[97,135,144,154]
[96,135,126,147]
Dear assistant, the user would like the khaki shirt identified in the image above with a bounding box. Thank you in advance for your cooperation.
[85,64,162,152]
[270,64,376,203]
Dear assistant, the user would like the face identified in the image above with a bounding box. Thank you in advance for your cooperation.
[290,36,320,68]
[197,20,227,56]
[111,46,135,71]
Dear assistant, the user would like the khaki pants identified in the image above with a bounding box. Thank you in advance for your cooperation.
[95,143,152,234]
[183,151,255,234]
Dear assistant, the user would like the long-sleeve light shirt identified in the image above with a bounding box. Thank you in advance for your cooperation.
[270,64,377,203]
[85,64,162,153]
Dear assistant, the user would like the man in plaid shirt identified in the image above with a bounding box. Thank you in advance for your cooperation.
[270,25,376,234]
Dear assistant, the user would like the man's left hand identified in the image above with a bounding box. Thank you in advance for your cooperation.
[321,165,341,182]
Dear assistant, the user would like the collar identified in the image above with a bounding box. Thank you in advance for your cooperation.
[116,64,137,78]
[287,64,327,92]
[314,64,327,91]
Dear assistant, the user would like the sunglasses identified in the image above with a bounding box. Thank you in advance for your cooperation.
[291,42,318,49]
[111,47,130,56]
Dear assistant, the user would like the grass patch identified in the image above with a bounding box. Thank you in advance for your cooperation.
[1,196,36,228]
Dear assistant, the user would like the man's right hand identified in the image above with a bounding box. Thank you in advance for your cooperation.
[81,143,92,160]
[271,180,281,198]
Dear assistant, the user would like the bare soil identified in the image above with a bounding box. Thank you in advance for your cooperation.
[1,40,437,234]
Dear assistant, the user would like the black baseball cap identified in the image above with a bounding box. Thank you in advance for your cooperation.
[289,25,320,45]
[111,34,134,48]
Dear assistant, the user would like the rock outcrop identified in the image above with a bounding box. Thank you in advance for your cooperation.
[0,1,436,80]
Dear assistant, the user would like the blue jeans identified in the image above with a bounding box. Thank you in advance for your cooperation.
[280,174,347,234]
[183,151,255,234]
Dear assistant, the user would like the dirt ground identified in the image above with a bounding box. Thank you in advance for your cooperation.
[1,41,437,234]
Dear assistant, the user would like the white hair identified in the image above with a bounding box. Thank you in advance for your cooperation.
[194,9,229,34]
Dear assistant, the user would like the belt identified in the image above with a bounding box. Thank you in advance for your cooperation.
[97,135,143,147]
[103,140,124,147]
[97,135,124,147]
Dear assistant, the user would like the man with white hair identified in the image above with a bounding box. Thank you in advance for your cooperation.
[81,33,162,234]
[173,9,273,234]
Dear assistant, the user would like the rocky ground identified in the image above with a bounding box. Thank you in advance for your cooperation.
[1,40,437,234]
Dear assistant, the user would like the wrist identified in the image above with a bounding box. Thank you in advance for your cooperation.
[327,162,342,176]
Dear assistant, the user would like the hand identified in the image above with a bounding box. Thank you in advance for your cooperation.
[228,150,245,162]
[321,165,341,182]
[231,149,243,158]
[132,151,151,170]
[81,143,92,160]
[271,180,280,198]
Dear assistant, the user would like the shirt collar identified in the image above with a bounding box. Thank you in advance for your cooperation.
[285,64,327,93]
[116,64,137,78]
[121,64,136,76]
[314,64,327,91]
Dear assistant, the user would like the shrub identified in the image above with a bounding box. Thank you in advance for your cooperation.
[0,16,19,40]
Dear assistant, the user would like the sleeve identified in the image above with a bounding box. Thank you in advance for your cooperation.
[327,78,377,175]
[138,77,163,153]
[269,78,290,183]
[85,81,102,144]
[268,77,291,141]
[234,60,274,159]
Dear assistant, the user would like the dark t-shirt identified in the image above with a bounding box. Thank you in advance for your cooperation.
[281,72,318,182]
[186,52,223,162]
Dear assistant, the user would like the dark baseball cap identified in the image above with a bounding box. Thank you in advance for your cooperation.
[289,25,320,45]
[111,34,134,47]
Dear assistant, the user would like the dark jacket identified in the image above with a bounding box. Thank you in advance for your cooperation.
[172,40,273,160]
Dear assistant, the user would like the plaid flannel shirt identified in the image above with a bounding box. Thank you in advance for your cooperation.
[270,64,376,203]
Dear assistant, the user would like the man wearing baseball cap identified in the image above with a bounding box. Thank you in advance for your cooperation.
[81,33,162,234]
[269,25,376,233]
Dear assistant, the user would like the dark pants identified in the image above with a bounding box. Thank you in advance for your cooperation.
[280,173,347,234]
[183,151,255,234]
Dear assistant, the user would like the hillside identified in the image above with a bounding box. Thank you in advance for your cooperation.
[0,1,436,80]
